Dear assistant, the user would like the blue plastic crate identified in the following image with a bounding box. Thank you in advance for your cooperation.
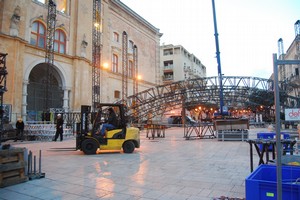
[257,132,290,151]
[257,132,290,139]
[246,164,300,200]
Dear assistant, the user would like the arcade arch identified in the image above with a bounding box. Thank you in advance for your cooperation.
[22,62,70,121]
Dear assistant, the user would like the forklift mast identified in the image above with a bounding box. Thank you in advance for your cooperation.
[81,105,91,134]
[76,105,91,150]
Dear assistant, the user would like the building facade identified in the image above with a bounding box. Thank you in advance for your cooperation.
[0,0,161,122]
[160,44,206,84]
[278,20,300,107]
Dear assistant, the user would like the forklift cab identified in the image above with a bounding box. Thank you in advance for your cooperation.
[92,104,125,137]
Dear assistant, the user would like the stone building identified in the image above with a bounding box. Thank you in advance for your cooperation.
[0,0,161,122]
[160,44,206,84]
[278,20,300,107]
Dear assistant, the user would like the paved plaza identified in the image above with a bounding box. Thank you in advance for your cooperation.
[0,127,271,200]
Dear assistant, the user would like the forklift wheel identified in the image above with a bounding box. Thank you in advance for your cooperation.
[82,139,98,155]
[123,141,135,153]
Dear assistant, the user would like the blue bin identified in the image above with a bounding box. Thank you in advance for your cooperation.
[257,132,290,151]
[246,164,300,200]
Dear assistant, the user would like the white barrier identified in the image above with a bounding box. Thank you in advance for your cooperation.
[24,124,73,141]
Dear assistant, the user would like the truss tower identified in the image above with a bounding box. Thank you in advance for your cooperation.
[92,0,102,111]
[122,31,128,103]
[0,53,8,144]
[44,0,56,115]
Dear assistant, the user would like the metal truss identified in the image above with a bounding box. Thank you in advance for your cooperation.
[45,0,56,65]
[0,53,8,144]
[92,0,102,111]
[122,76,300,122]
[44,0,56,113]
[122,31,128,103]
[133,45,138,96]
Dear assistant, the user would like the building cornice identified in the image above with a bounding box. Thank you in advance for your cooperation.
[111,0,161,34]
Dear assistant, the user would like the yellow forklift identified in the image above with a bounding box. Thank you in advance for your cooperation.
[76,103,140,155]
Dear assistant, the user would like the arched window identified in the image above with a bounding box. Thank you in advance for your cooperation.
[129,40,134,50]
[54,29,66,54]
[30,21,46,48]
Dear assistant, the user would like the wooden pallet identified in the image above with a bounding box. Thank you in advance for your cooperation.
[0,148,28,187]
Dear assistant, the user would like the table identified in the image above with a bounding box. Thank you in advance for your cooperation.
[246,138,296,172]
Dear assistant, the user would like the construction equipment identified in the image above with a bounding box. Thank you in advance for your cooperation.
[76,103,140,155]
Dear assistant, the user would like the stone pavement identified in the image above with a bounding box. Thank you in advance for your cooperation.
[0,127,269,200]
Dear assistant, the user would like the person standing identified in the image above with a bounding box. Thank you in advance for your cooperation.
[53,114,64,141]
[15,117,24,142]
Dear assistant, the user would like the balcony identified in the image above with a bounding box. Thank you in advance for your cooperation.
[163,65,173,73]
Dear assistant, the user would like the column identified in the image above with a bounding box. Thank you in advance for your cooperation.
[22,80,28,122]
[63,87,70,112]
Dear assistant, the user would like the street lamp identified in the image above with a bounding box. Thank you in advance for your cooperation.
[102,62,109,70]
[137,74,142,81]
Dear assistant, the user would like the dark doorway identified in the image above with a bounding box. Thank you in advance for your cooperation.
[27,63,63,121]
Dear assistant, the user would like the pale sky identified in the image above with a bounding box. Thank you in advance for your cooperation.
[120,0,300,78]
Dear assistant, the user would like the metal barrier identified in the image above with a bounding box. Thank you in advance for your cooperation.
[214,119,249,141]
[24,124,73,141]
[144,124,166,139]
[184,122,216,140]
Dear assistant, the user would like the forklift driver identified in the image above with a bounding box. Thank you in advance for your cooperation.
[100,107,118,137]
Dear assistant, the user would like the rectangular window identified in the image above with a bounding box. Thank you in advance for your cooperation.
[112,54,118,73]
[114,90,120,98]
[56,0,67,13]
[113,32,119,42]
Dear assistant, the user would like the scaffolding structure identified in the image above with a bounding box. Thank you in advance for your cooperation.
[133,45,138,96]
[122,31,128,103]
[44,0,56,116]
[121,76,300,123]
[132,45,139,121]
[92,0,102,111]
[0,53,8,144]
